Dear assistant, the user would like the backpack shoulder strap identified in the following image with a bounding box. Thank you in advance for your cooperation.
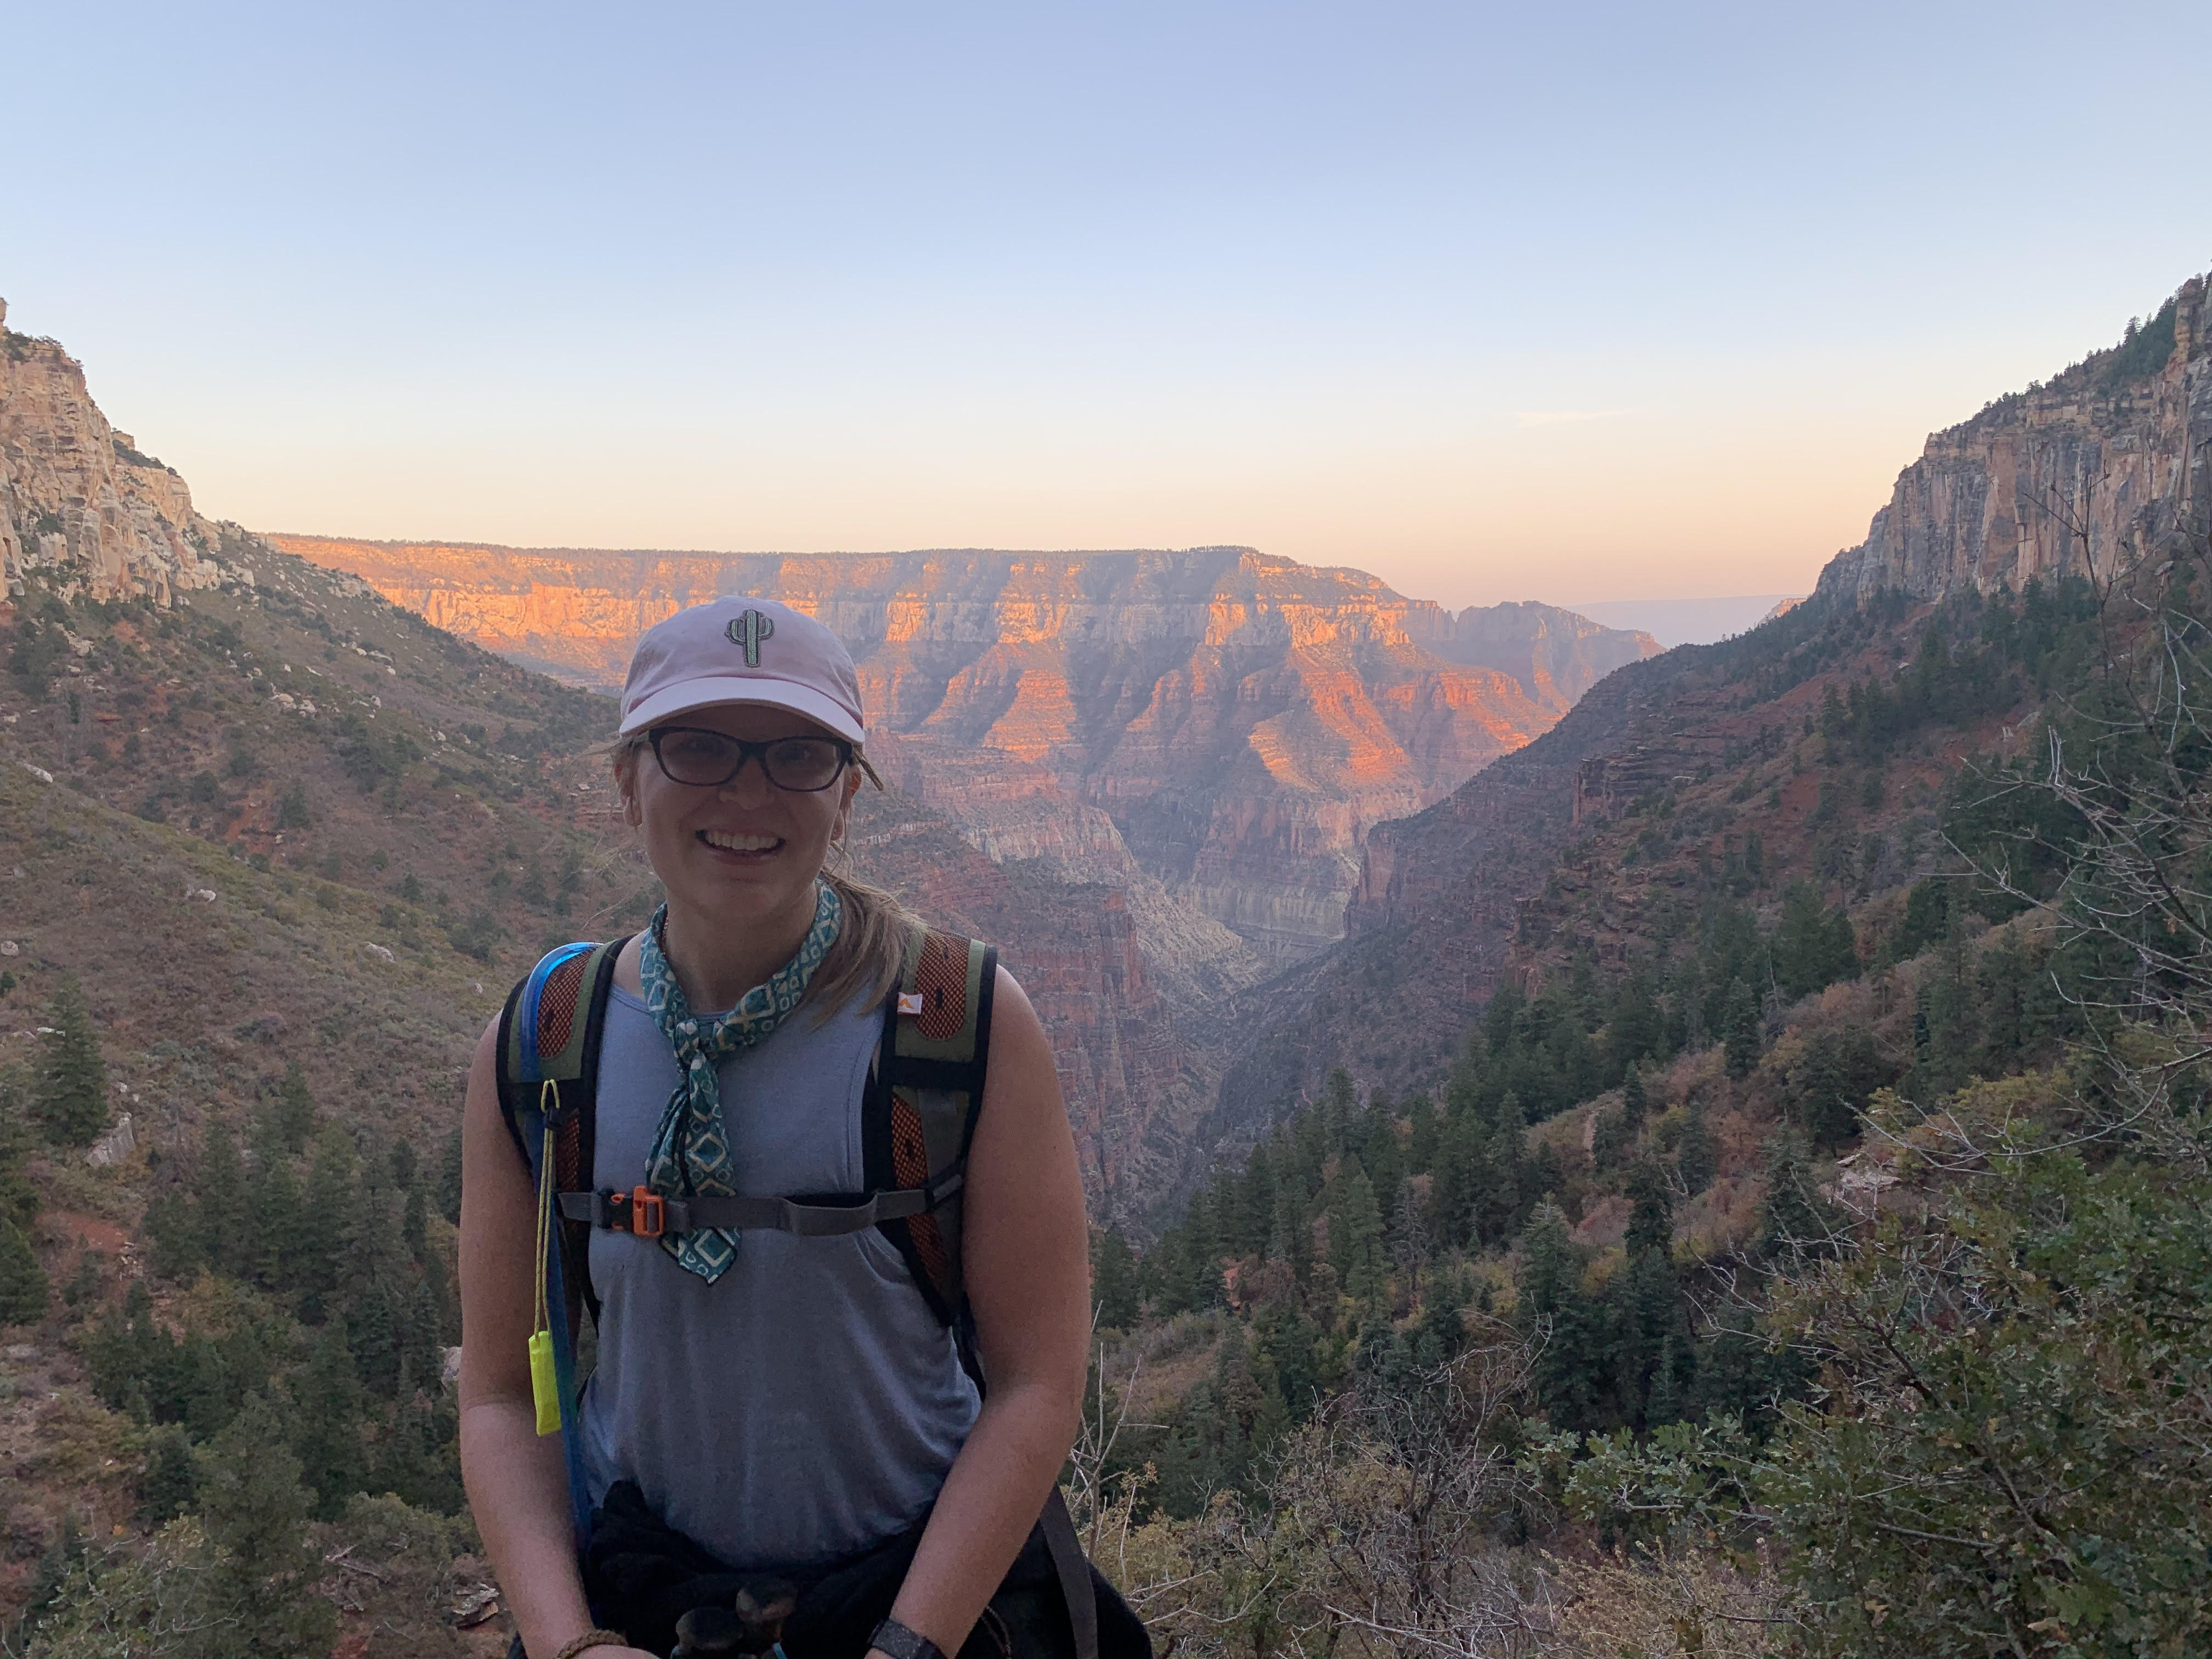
[490,936,624,1567]
[864,922,997,1329]
[496,938,626,1327]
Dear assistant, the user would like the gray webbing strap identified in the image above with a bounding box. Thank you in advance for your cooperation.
[557,1171,964,1240]
[1040,1487,1099,1659]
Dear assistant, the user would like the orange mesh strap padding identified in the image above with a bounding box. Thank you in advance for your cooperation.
[911,930,969,1041]
[536,953,586,1060]
[889,1090,952,1293]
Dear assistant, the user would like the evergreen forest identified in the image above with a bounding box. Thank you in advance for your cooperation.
[1069,562,2212,1658]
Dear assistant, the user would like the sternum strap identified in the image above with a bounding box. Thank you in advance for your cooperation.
[557,1171,963,1240]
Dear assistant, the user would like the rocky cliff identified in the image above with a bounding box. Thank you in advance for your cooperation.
[270,537,1658,962]
[1205,268,2212,1193]
[0,301,247,605]
[1822,273,2210,603]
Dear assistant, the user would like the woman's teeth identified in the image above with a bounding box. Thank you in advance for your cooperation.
[701,830,780,853]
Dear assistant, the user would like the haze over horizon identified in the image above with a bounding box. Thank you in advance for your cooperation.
[9,1,2205,613]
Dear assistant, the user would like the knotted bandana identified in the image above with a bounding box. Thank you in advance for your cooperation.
[639,881,843,1283]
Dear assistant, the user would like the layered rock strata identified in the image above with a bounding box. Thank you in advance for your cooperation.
[1208,268,2212,1199]
[1822,274,2210,603]
[1,300,241,604]
[273,538,1658,962]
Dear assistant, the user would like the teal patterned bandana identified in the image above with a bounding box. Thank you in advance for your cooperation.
[639,881,843,1283]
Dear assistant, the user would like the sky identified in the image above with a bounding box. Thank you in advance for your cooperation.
[5,2,2207,612]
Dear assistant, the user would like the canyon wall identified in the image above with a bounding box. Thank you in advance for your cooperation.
[0,301,244,605]
[1822,274,2210,603]
[273,537,1658,961]
[1205,268,2212,1194]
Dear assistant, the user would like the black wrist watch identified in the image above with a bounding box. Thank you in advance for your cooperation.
[870,1617,948,1659]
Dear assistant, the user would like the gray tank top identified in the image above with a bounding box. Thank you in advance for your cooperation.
[578,983,981,1570]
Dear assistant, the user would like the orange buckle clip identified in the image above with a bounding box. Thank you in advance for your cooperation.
[628,1186,667,1240]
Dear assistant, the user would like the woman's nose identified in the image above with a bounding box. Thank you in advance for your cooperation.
[715,756,776,805]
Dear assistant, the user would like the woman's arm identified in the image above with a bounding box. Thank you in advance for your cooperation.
[882,967,1092,1656]
[456,1019,651,1659]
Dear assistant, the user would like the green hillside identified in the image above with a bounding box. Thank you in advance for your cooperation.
[0,552,657,1654]
[1082,558,2212,1657]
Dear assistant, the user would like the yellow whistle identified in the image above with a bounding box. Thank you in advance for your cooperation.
[529,1329,561,1436]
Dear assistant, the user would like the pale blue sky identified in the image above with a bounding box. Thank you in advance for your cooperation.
[7,2,2204,608]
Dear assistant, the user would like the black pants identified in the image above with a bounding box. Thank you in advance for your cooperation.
[509,1481,1150,1659]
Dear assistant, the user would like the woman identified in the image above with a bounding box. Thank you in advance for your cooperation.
[459,598,1110,1659]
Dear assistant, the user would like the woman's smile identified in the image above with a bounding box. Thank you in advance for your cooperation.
[697,827,785,861]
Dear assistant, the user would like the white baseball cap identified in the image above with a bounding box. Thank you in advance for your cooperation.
[618,596,866,744]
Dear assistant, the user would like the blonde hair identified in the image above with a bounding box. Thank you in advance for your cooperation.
[607,729,920,1022]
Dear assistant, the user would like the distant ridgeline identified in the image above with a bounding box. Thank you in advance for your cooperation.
[276,535,1662,962]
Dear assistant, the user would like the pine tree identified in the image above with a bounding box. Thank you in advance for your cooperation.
[1273,1182,1312,1286]
[191,1398,339,1658]
[1252,1299,1323,1423]
[1526,1139,1564,1212]
[34,977,106,1148]
[1478,1118,1525,1245]
[1518,1204,1604,1430]
[1613,1242,1681,1427]
[1404,1091,1438,1174]
[1361,1094,1405,1202]
[435,1123,465,1224]
[1624,1159,1674,1258]
[264,1062,317,1154]
[402,1185,428,1264]
[1645,1330,1689,1427]
[137,1425,199,1527]
[1589,1106,1628,1170]
[250,1150,309,1291]
[1790,1026,1884,1147]
[0,1080,39,1237]
[0,1220,48,1325]
[291,1324,368,1519]
[1622,1063,1649,1128]
[143,1189,208,1282]
[1722,977,1762,1078]
[341,1184,411,1398]
[1606,973,1664,1079]
[1321,1066,1358,1153]
[1327,1158,1385,1306]
[1676,1101,1718,1194]
[1234,1145,1276,1259]
[18,1514,84,1647]
[293,1122,358,1308]
[1389,1177,1430,1296]
[1414,1272,1466,1364]
[1755,1127,1833,1266]
[196,1126,251,1279]
[1091,1229,1140,1328]
[1427,1108,1485,1248]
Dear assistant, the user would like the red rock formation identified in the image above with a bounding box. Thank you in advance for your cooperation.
[272,538,1658,964]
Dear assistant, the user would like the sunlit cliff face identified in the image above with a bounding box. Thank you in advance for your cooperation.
[272,540,1656,962]
[0,335,226,605]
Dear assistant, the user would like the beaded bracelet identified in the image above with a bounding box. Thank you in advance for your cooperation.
[552,1630,630,1659]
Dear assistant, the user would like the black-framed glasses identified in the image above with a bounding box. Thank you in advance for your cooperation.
[647,727,854,792]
